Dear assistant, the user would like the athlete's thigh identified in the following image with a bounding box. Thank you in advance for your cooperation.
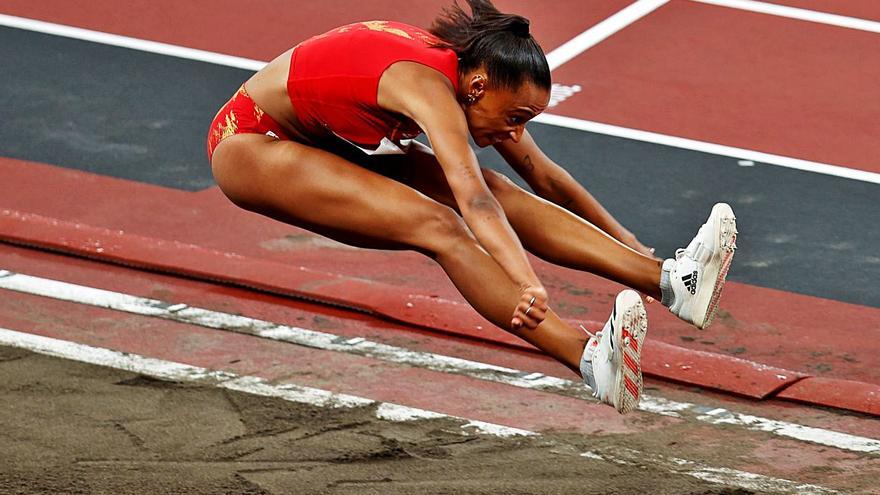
[210,135,458,250]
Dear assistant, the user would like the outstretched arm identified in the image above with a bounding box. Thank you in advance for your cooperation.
[379,63,549,328]
[495,129,657,258]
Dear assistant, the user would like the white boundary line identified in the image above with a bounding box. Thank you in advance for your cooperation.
[0,326,843,495]
[1,12,878,185]
[539,0,879,185]
[582,447,843,495]
[0,269,877,455]
[0,14,266,71]
[691,0,880,34]
[533,113,880,184]
[545,0,669,70]
[0,326,531,437]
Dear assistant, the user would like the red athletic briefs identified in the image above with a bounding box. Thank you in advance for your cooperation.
[206,85,291,161]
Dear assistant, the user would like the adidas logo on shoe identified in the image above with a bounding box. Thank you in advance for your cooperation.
[681,270,698,295]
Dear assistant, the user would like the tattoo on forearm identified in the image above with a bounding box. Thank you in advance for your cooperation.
[522,154,534,172]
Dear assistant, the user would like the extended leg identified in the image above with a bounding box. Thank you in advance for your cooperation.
[211,135,587,373]
[396,149,662,299]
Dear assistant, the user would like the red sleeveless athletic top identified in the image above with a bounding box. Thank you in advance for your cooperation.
[287,21,459,148]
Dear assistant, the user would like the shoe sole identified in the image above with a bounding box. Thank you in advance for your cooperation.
[695,203,738,329]
[611,290,647,414]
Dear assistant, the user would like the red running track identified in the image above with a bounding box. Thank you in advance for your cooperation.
[4,242,879,493]
[764,0,880,21]
[1,157,878,414]
[550,0,880,172]
[2,0,877,171]
[0,0,631,61]
[1,1,878,413]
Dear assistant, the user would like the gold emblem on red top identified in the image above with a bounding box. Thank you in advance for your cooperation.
[331,21,438,45]
[361,21,413,39]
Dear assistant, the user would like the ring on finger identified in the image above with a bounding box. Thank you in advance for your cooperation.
[529,296,536,306]
[525,306,532,316]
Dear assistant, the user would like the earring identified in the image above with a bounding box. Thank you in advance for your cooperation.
[466,93,477,104]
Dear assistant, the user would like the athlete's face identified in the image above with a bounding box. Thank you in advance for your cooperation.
[461,74,550,147]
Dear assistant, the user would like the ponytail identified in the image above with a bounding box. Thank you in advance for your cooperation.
[430,0,551,91]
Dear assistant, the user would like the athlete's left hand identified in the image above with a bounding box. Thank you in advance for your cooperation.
[617,230,660,304]
[619,230,660,261]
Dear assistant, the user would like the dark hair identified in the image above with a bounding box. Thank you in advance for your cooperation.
[430,0,551,91]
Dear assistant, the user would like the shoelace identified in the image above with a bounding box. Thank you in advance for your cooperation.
[579,325,600,398]
[677,220,738,264]
[678,222,711,261]
[580,324,610,363]
[581,325,611,399]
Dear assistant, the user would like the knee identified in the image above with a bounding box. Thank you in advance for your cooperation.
[211,161,249,209]
[212,166,260,212]
[210,143,258,210]
[412,205,475,256]
[482,169,519,198]
[210,137,292,213]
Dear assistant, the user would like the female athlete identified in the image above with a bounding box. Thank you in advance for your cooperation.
[207,0,737,414]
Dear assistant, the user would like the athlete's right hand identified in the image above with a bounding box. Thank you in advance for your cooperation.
[511,285,549,330]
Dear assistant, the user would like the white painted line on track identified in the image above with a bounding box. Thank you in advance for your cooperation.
[1,13,876,185]
[582,447,843,495]
[1,269,878,456]
[0,326,532,438]
[544,0,669,71]
[691,0,880,34]
[0,14,266,71]
[0,327,846,495]
[533,113,880,185]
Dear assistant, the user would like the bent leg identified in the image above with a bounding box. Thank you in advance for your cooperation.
[211,135,587,373]
[396,148,662,299]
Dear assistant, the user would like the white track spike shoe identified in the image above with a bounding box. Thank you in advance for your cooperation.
[580,290,648,414]
[662,202,738,329]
